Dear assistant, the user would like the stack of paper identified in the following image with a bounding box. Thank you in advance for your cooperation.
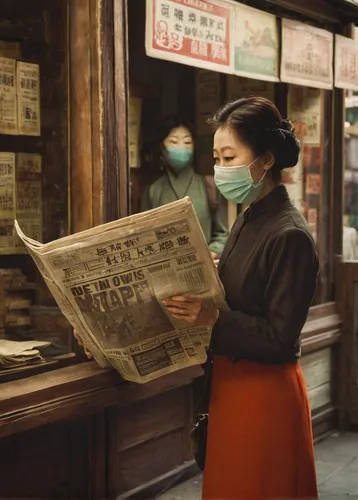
[0,339,50,369]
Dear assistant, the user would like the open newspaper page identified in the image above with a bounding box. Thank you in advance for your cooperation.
[15,198,228,383]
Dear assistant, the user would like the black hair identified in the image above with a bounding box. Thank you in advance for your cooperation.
[159,114,195,143]
[209,97,300,180]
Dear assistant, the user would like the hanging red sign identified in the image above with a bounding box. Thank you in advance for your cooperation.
[145,0,233,74]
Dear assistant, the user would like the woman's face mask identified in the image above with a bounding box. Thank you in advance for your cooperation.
[214,160,266,205]
[163,126,194,172]
[213,127,269,204]
[166,148,193,171]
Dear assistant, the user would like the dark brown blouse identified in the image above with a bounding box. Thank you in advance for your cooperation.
[212,185,319,364]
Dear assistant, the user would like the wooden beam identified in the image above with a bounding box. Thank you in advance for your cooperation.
[69,0,104,232]
[265,0,343,23]
[100,0,129,222]
[69,0,94,232]
[114,0,130,219]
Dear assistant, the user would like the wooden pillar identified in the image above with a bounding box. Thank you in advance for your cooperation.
[329,23,354,298]
[69,0,103,233]
[100,0,129,222]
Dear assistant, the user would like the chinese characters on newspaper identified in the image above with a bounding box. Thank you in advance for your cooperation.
[15,198,227,383]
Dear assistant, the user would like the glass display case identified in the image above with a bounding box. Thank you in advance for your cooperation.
[0,0,82,381]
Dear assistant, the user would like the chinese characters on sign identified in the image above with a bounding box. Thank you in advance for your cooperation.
[146,0,232,73]
[281,19,333,89]
[335,35,358,91]
[233,3,279,82]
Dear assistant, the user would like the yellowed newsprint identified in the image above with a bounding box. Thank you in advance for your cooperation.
[15,198,227,383]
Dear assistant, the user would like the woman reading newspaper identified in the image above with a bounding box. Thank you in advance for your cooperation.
[163,97,319,499]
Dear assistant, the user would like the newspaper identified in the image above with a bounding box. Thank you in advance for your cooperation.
[15,198,228,383]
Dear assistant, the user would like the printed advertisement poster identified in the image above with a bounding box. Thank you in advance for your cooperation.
[145,0,233,74]
[306,173,321,195]
[288,85,321,147]
[233,3,279,82]
[17,62,41,136]
[281,19,333,90]
[335,34,358,91]
[0,57,17,135]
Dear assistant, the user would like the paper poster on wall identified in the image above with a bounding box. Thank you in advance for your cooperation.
[145,0,233,74]
[0,58,17,135]
[232,3,279,82]
[288,85,321,146]
[226,75,274,101]
[15,153,42,246]
[306,174,321,195]
[281,19,333,90]
[335,35,358,91]
[128,97,142,168]
[17,62,41,136]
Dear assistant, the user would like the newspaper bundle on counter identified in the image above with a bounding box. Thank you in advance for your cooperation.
[0,339,50,369]
[15,198,228,383]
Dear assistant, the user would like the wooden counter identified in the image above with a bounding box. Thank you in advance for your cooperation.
[0,302,341,499]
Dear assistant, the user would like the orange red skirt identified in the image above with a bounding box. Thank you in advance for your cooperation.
[202,357,318,500]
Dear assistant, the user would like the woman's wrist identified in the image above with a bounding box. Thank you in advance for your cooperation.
[209,308,220,329]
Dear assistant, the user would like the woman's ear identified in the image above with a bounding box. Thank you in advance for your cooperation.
[263,152,275,171]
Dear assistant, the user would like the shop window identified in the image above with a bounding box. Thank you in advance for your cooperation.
[127,0,332,307]
[0,0,80,381]
[285,86,332,303]
[343,95,358,261]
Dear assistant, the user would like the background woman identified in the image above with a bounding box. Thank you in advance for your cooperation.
[163,97,319,499]
[141,115,228,260]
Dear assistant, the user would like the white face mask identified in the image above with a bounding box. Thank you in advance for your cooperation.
[214,158,266,204]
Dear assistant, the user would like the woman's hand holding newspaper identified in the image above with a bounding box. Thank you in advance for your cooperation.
[73,329,94,360]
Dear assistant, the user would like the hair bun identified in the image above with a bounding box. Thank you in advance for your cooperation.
[280,119,294,133]
[276,132,300,170]
[266,122,300,170]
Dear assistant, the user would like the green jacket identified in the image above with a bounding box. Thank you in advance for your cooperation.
[141,165,228,255]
